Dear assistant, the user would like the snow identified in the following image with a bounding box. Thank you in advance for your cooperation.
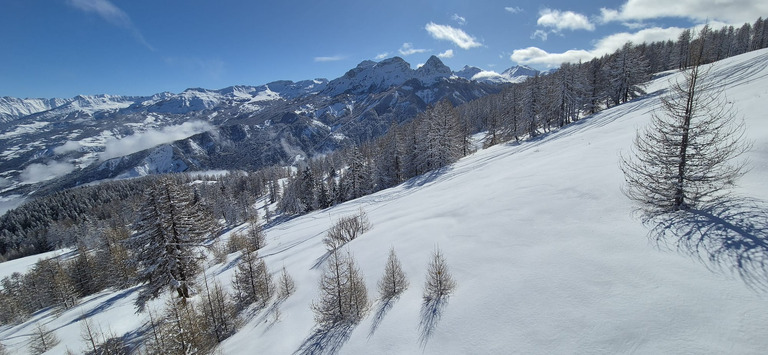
[0,121,51,139]
[3,49,768,354]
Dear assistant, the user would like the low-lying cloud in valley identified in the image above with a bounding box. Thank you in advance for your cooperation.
[100,120,214,160]
[20,161,76,183]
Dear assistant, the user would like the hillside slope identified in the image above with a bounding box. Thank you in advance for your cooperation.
[2,49,768,354]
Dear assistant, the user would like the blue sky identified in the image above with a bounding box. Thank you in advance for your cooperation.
[1,0,766,99]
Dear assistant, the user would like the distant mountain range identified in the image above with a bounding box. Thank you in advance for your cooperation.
[0,56,537,201]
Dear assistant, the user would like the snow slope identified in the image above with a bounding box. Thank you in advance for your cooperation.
[2,49,768,354]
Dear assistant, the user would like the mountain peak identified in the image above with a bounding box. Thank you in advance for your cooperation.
[416,56,452,85]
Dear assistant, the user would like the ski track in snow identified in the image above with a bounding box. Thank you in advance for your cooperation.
[2,49,768,354]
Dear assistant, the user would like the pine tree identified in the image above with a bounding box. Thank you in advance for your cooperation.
[32,258,78,311]
[29,324,60,355]
[377,247,409,300]
[423,247,456,302]
[621,59,750,216]
[157,298,209,355]
[232,250,274,308]
[79,316,101,354]
[608,42,650,106]
[277,266,296,299]
[311,251,369,325]
[245,223,266,251]
[131,177,215,311]
[199,273,238,344]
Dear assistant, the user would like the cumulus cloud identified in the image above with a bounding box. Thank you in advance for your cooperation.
[511,26,685,66]
[67,0,153,50]
[471,70,504,81]
[374,52,389,60]
[20,161,76,184]
[510,47,593,67]
[438,49,454,58]
[100,120,214,160]
[425,22,482,50]
[505,7,523,14]
[599,0,768,24]
[531,30,548,41]
[314,55,346,62]
[53,140,81,155]
[452,14,467,25]
[537,8,595,31]
[399,43,428,56]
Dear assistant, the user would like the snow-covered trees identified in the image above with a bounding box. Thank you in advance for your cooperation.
[607,43,650,106]
[312,251,369,325]
[423,248,456,301]
[621,61,750,216]
[199,274,239,344]
[417,100,465,171]
[377,247,408,300]
[131,177,216,311]
[232,250,274,308]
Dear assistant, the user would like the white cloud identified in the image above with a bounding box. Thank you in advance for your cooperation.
[314,55,345,62]
[20,161,76,184]
[510,47,593,67]
[471,70,503,81]
[425,22,482,50]
[505,7,523,14]
[511,26,685,66]
[452,14,467,25]
[537,8,595,31]
[531,30,548,41]
[67,0,153,50]
[100,121,214,160]
[399,43,428,56]
[599,0,768,24]
[68,0,130,27]
[53,140,81,155]
[438,49,454,58]
[374,52,389,60]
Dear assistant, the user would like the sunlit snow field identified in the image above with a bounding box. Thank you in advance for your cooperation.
[2,49,768,354]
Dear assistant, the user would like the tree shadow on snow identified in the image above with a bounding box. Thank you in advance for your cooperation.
[367,296,398,339]
[311,250,333,270]
[294,322,354,355]
[646,196,768,291]
[418,296,449,349]
[403,167,451,190]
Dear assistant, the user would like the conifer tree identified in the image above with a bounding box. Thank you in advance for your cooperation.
[621,58,749,216]
[232,250,274,308]
[29,324,60,355]
[131,177,215,311]
[377,247,409,300]
[199,273,238,344]
[423,247,456,301]
[277,266,296,299]
[311,251,369,325]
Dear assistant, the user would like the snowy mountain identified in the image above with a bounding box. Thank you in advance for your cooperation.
[454,64,538,84]
[0,56,500,205]
[1,49,767,354]
[0,97,70,122]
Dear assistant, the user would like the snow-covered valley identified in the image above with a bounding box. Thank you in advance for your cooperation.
[2,49,768,354]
